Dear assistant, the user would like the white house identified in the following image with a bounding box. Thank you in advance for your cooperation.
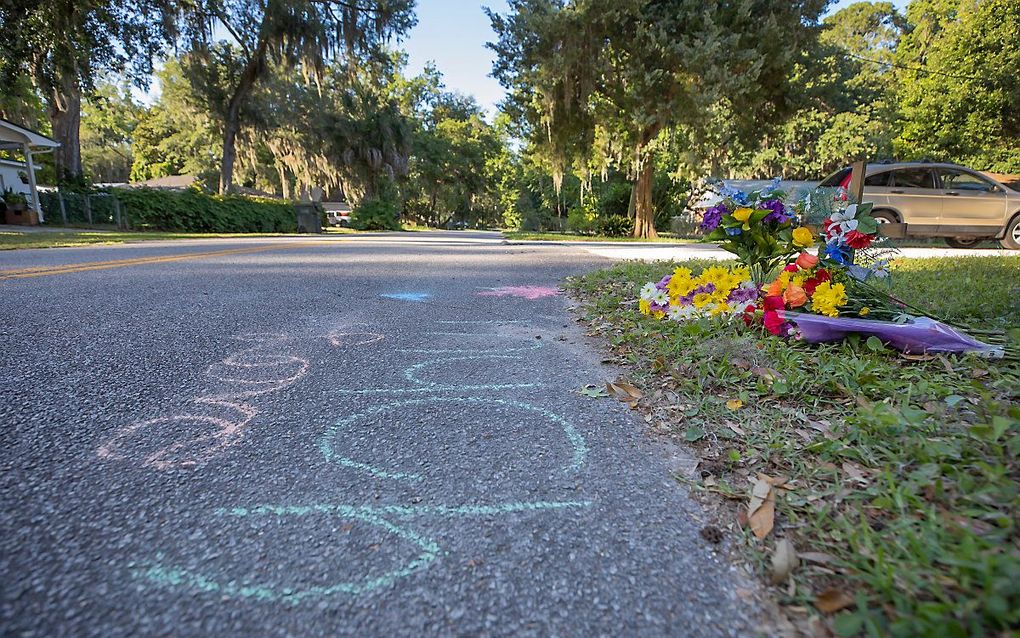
[0,118,60,221]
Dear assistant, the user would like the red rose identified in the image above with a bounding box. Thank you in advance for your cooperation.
[763,295,785,312]
[845,230,873,249]
[742,304,757,326]
[784,263,798,273]
[764,310,786,335]
[804,277,819,296]
[815,268,830,282]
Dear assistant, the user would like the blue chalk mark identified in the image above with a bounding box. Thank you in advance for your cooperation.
[435,320,528,325]
[215,500,591,520]
[403,355,536,390]
[321,396,588,479]
[381,292,431,302]
[137,505,441,602]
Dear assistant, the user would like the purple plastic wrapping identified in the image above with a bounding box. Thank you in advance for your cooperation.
[784,312,1003,356]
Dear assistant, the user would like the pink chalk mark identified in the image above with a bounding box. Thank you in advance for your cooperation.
[477,286,561,300]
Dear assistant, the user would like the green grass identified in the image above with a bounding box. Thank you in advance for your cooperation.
[503,230,695,243]
[567,256,1020,637]
[0,229,357,250]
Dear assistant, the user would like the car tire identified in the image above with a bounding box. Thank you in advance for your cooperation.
[1001,215,1020,250]
[945,237,983,249]
[870,210,899,224]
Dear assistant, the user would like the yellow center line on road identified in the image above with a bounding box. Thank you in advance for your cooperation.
[0,241,338,281]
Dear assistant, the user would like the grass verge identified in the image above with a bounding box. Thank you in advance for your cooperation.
[567,256,1020,637]
[0,229,358,250]
[503,230,695,243]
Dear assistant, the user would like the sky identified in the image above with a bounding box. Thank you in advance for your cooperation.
[403,0,510,117]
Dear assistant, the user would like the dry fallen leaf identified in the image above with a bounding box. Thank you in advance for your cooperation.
[726,421,745,436]
[606,379,643,407]
[771,538,799,584]
[814,587,855,614]
[726,398,744,410]
[748,476,775,539]
[750,366,781,383]
[842,461,870,484]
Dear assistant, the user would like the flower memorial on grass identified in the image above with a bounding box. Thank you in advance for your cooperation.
[638,184,1002,355]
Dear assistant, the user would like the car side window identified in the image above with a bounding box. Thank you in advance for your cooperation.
[864,172,890,187]
[890,168,935,189]
[939,169,996,192]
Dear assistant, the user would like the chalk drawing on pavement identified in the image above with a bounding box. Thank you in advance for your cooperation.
[476,286,561,300]
[321,396,587,480]
[325,329,385,347]
[380,292,431,302]
[96,333,309,470]
[139,498,590,602]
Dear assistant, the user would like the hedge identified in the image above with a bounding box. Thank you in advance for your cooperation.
[112,187,298,233]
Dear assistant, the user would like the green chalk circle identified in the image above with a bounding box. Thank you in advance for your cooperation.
[137,505,441,603]
[321,396,588,479]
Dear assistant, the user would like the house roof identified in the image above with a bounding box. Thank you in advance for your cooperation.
[0,118,60,150]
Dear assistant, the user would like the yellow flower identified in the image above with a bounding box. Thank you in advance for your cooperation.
[668,272,697,297]
[811,281,847,317]
[792,226,814,248]
[692,293,712,308]
[860,307,870,316]
[732,207,753,231]
[709,302,732,316]
[639,299,652,315]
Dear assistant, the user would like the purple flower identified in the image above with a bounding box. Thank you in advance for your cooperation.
[760,199,790,224]
[700,204,727,232]
[656,275,672,291]
[727,284,759,305]
[695,283,716,295]
[649,302,669,313]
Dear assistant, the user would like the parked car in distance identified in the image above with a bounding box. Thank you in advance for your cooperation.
[322,201,352,227]
[819,162,1020,249]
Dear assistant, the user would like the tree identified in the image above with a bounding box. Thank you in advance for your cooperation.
[178,0,416,194]
[488,0,827,238]
[80,83,144,183]
[895,0,1020,172]
[0,0,175,181]
[130,60,222,185]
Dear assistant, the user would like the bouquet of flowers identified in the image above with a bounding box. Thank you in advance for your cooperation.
[700,180,815,284]
[759,252,852,336]
[639,264,759,322]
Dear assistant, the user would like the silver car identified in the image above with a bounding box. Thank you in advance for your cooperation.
[819,162,1020,249]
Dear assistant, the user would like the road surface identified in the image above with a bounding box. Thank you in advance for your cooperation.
[1,231,759,637]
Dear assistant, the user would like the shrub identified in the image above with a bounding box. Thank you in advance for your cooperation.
[352,196,400,230]
[113,187,297,232]
[567,202,597,234]
[595,214,634,236]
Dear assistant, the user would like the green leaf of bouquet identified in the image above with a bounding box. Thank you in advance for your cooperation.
[857,216,879,235]
[751,209,770,223]
[857,202,875,216]
[865,336,886,352]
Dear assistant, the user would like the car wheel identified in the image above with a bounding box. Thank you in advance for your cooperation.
[1001,215,1020,250]
[870,210,898,224]
[945,237,983,249]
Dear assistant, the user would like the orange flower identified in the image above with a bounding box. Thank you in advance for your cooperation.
[796,252,819,270]
[783,284,808,308]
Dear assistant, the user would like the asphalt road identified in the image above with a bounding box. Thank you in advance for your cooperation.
[0,231,759,637]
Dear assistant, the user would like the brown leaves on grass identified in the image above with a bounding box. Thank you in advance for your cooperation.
[771,538,799,584]
[606,379,643,408]
[814,588,855,614]
[748,473,787,539]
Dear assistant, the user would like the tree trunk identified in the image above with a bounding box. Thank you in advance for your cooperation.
[276,162,291,199]
[48,72,82,182]
[632,123,661,239]
[219,41,268,194]
[633,153,657,239]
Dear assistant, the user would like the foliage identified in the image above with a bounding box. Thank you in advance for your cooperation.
[568,256,1020,636]
[112,187,297,232]
[594,215,633,237]
[80,82,144,183]
[351,194,400,231]
[894,0,1020,172]
[488,0,827,237]
[130,60,222,186]
[176,0,416,193]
